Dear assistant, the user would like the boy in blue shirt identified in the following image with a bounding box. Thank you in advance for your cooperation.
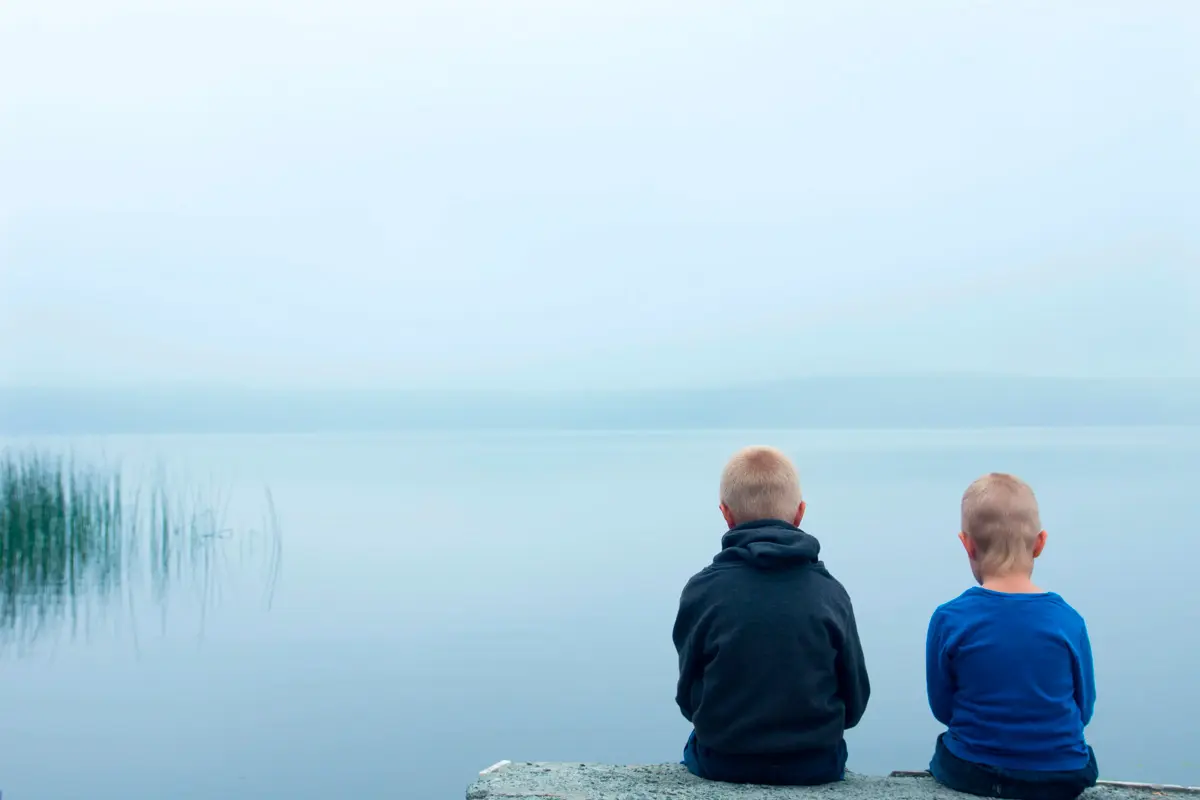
[926,472,1099,800]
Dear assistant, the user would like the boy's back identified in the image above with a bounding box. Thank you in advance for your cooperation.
[672,445,869,786]
[674,520,869,756]
[927,587,1095,771]
[925,472,1098,800]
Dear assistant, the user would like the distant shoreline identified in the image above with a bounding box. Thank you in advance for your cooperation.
[3,376,1198,435]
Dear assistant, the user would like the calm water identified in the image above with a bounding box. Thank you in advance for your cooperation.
[0,428,1197,799]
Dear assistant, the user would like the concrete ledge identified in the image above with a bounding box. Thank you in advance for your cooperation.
[466,762,1200,800]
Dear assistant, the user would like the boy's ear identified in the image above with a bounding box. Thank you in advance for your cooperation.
[958,531,975,560]
[1032,530,1047,559]
[719,503,737,530]
[792,501,806,527]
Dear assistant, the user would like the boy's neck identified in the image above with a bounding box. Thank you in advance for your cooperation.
[980,572,1043,594]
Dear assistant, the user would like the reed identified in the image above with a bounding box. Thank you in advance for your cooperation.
[0,448,281,647]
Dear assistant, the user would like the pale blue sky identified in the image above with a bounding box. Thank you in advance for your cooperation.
[1,0,1197,391]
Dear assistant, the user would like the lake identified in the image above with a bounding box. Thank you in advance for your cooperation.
[0,428,1197,799]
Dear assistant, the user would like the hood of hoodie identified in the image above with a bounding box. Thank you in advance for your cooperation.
[713,519,822,570]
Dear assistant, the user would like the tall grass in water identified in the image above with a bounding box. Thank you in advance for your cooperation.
[0,449,282,648]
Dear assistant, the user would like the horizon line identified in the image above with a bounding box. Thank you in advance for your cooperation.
[2,373,1198,394]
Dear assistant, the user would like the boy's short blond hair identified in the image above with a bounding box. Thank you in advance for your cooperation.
[719,445,803,524]
[961,472,1043,577]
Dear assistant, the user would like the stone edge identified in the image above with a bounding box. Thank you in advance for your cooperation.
[470,762,1200,797]
[479,760,513,776]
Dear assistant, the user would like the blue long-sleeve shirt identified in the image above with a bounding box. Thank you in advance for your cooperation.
[926,587,1096,772]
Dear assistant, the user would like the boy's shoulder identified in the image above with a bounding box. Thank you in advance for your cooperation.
[932,587,1088,628]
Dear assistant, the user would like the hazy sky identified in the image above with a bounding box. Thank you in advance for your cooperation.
[2,0,1197,391]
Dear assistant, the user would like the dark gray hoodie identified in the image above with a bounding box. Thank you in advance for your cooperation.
[672,519,870,755]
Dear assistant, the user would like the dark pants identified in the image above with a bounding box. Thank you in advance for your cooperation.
[681,730,847,786]
[930,734,1099,800]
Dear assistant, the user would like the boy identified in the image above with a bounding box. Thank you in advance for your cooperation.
[673,445,870,786]
[926,472,1099,800]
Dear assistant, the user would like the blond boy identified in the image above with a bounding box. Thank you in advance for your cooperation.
[674,446,870,785]
[926,473,1099,800]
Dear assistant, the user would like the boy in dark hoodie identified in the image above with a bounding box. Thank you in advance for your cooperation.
[673,445,870,786]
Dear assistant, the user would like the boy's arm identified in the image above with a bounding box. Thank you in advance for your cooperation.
[925,610,954,726]
[672,582,702,722]
[1073,621,1097,726]
[835,597,871,730]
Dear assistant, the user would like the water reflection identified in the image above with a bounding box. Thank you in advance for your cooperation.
[0,448,282,650]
